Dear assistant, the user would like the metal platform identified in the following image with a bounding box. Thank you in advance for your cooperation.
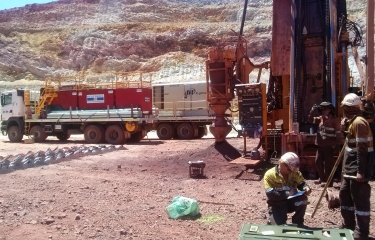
[229,157,261,167]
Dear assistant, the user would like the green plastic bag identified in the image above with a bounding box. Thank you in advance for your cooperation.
[165,196,200,219]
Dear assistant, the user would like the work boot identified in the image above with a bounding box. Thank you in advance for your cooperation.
[339,223,355,231]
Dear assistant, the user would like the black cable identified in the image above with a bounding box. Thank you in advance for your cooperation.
[346,19,363,47]
[338,14,363,47]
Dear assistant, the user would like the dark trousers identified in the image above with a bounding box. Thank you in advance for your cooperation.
[268,194,308,225]
[340,178,371,239]
[315,146,335,186]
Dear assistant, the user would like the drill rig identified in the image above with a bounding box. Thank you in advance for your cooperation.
[206,0,374,174]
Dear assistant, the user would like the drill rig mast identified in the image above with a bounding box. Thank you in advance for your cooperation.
[206,0,374,173]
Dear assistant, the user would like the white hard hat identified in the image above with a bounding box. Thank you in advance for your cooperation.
[280,152,300,172]
[341,93,362,107]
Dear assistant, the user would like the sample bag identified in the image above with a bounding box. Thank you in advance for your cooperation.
[165,196,200,219]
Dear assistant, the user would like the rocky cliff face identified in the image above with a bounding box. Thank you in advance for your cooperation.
[0,0,367,89]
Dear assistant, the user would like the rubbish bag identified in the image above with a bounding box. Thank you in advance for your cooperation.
[165,196,200,219]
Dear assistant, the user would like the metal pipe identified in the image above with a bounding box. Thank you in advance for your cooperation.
[329,0,336,106]
[311,143,346,218]
[239,0,249,36]
[342,44,347,96]
[257,68,262,83]
[366,0,374,100]
[289,0,296,133]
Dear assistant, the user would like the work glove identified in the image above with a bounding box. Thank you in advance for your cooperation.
[303,186,311,196]
[356,173,365,182]
[341,118,350,132]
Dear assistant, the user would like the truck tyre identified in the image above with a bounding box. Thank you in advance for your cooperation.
[195,126,206,139]
[30,125,47,142]
[176,123,194,140]
[156,123,174,140]
[105,125,125,145]
[128,130,145,143]
[98,125,106,143]
[84,125,104,144]
[56,133,70,141]
[8,126,23,142]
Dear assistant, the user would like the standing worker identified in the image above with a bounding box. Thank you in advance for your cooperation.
[340,93,374,240]
[264,152,311,226]
[308,102,343,187]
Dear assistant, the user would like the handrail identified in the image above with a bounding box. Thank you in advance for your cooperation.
[42,72,154,92]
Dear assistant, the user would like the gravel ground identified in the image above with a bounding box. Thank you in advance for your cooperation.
[0,133,374,240]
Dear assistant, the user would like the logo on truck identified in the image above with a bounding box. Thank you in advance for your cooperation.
[184,89,206,98]
[87,94,105,103]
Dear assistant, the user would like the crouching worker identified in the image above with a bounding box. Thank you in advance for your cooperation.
[264,152,312,225]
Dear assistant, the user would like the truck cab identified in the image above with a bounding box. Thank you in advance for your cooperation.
[1,89,31,142]
[1,90,25,121]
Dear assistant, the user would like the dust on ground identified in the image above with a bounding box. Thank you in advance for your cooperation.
[0,133,374,240]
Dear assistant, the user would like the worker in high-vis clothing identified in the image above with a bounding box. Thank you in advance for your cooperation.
[339,93,374,240]
[264,152,311,225]
[308,101,343,187]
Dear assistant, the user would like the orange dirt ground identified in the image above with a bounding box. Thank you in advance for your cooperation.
[0,133,374,240]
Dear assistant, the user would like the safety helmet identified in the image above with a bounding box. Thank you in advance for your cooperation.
[280,152,300,172]
[320,102,336,113]
[341,93,362,107]
[320,101,332,107]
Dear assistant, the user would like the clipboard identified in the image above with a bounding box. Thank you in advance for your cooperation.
[287,191,305,199]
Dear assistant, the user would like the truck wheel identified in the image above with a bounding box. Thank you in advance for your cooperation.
[8,126,23,142]
[98,125,106,143]
[128,131,145,143]
[195,126,206,139]
[156,123,174,140]
[30,125,47,142]
[176,123,194,140]
[56,133,70,141]
[84,125,104,144]
[105,125,125,145]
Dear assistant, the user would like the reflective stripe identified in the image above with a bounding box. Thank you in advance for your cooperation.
[345,146,374,152]
[355,210,371,216]
[265,186,290,193]
[341,206,355,211]
[347,138,356,143]
[321,132,336,137]
[324,127,335,131]
[336,131,342,134]
[356,137,369,142]
[347,137,373,143]
[278,186,291,191]
[295,200,307,206]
